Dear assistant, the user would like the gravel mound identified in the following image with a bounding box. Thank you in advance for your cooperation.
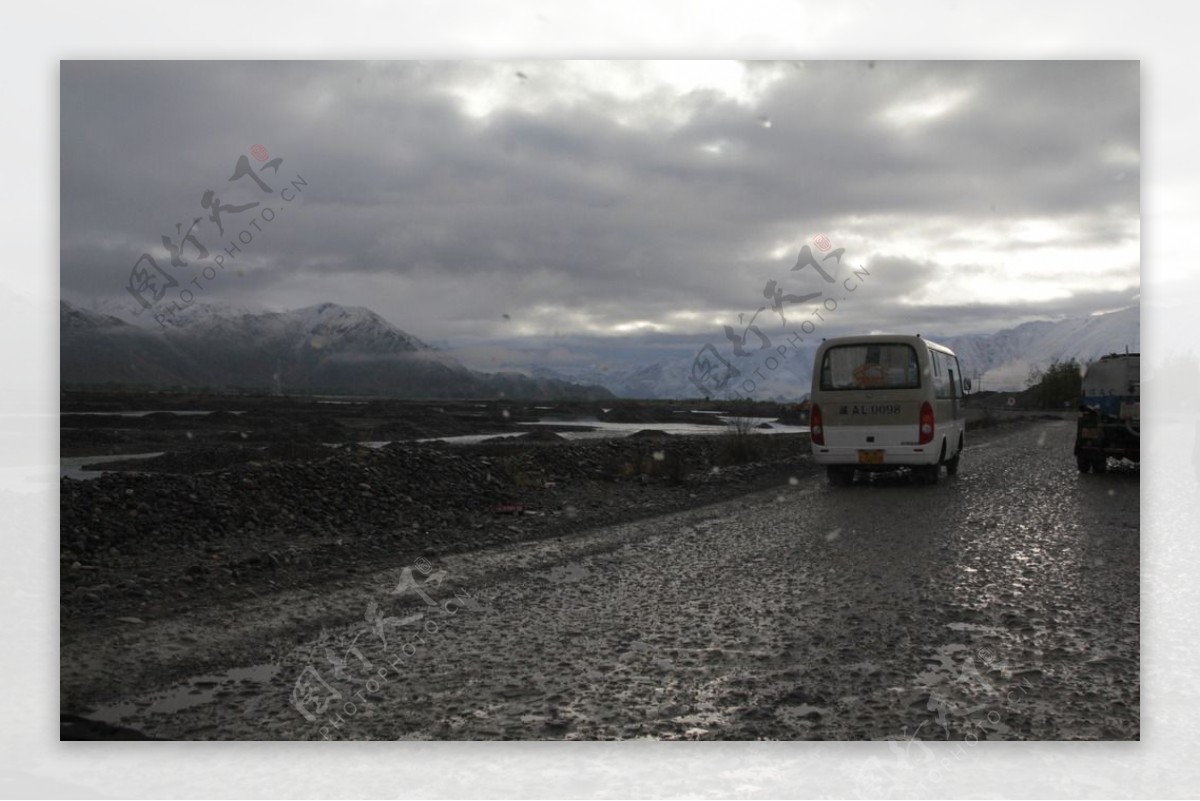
[60,434,813,629]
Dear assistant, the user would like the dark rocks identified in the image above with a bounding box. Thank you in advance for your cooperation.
[61,433,814,629]
[628,429,671,439]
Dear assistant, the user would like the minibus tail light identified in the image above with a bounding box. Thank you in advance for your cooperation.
[811,403,824,446]
[918,401,935,445]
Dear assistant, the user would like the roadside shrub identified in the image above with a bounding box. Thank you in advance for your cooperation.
[716,431,761,465]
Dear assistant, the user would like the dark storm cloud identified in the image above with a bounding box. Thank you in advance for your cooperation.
[61,60,1138,351]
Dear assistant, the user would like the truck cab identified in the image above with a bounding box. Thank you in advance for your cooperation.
[1074,353,1140,473]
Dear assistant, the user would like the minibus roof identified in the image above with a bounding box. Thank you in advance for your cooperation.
[818,334,956,356]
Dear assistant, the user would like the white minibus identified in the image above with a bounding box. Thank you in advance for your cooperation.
[809,334,969,485]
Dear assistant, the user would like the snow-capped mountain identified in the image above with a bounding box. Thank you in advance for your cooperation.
[60,301,612,400]
[154,301,431,352]
[939,305,1139,392]
[531,306,1141,399]
[63,299,1139,399]
[59,301,205,386]
[534,350,812,403]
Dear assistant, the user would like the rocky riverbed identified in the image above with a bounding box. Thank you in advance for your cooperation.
[60,431,812,634]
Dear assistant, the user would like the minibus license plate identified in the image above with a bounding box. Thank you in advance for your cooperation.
[857,450,884,464]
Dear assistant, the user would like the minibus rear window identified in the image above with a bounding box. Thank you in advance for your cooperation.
[819,343,921,390]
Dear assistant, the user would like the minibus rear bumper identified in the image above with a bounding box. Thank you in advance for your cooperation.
[810,445,941,468]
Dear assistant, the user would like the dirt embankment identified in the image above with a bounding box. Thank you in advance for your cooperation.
[60,432,817,632]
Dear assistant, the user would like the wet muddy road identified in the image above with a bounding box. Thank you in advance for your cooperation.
[63,419,1139,740]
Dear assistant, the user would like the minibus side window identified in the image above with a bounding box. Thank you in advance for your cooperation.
[932,351,952,399]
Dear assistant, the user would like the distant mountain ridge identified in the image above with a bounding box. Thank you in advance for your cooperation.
[528,305,1141,399]
[61,300,1139,399]
[939,305,1140,392]
[59,301,613,400]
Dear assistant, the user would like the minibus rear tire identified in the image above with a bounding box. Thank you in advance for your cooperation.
[944,439,962,476]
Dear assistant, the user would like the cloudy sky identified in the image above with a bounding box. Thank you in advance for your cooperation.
[60,60,1139,372]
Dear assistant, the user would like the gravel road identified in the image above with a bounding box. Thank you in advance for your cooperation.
[62,418,1138,740]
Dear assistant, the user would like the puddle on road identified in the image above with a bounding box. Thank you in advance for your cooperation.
[87,663,281,725]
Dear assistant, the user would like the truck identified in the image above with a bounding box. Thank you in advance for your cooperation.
[1074,352,1139,473]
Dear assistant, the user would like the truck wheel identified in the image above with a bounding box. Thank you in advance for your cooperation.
[1076,456,1090,473]
[827,466,854,486]
[1092,457,1108,474]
